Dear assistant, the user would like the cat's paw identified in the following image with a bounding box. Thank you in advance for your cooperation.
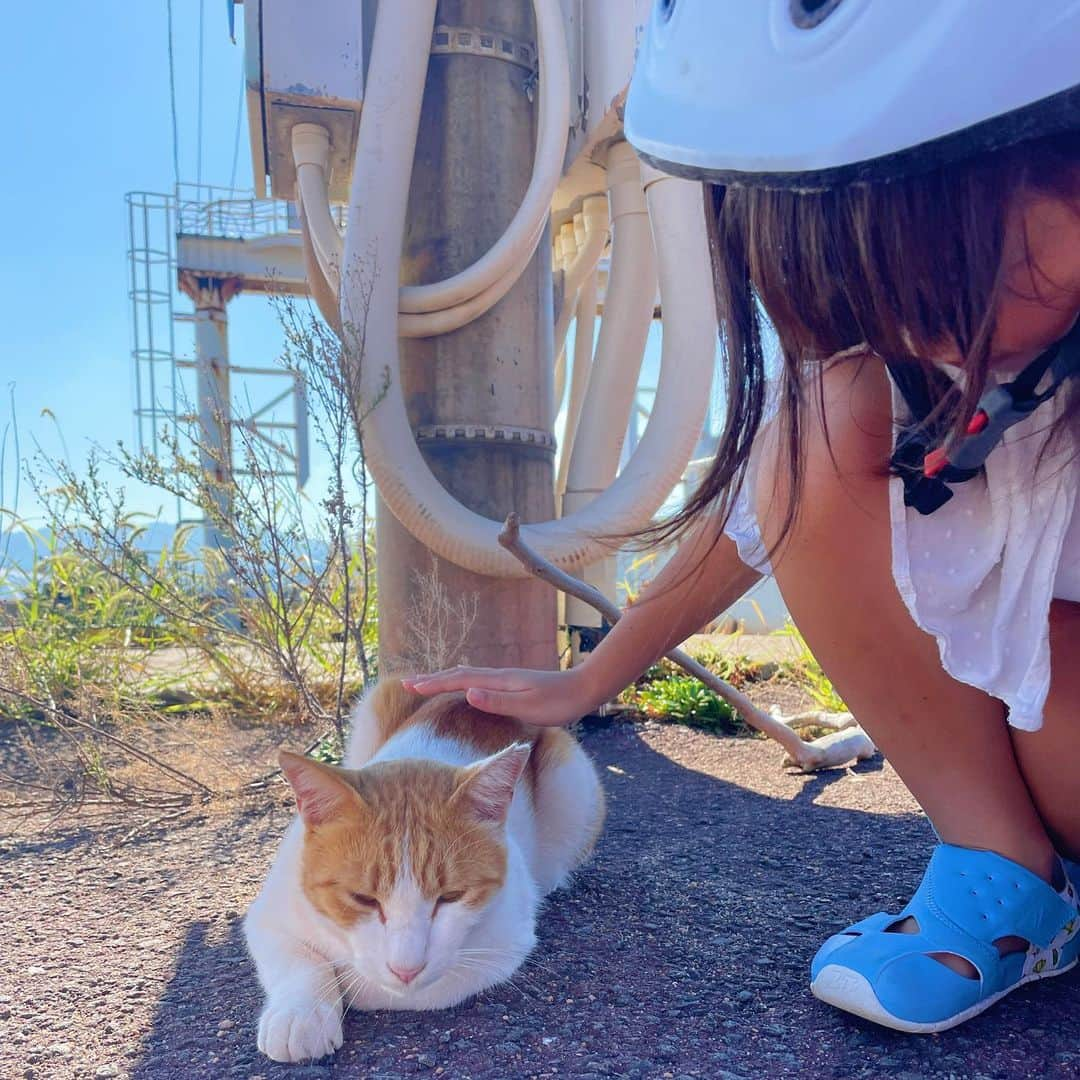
[257,999,343,1063]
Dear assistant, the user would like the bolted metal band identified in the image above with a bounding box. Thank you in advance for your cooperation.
[431,25,537,73]
[415,423,556,453]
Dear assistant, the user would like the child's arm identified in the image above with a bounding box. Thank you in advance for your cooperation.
[406,518,761,726]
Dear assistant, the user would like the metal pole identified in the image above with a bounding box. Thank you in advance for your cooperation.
[376,0,557,671]
[180,272,241,550]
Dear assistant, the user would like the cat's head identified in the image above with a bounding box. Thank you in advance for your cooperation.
[279,742,532,999]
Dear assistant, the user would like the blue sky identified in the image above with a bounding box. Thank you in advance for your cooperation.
[0,1,276,522]
[0,2,671,530]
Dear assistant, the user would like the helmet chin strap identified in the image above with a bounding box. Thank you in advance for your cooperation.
[890,321,1080,516]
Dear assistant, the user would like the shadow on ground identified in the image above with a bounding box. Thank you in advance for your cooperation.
[128,727,1080,1080]
[3,724,1076,1080]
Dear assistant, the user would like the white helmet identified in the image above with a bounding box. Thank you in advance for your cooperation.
[625,0,1080,188]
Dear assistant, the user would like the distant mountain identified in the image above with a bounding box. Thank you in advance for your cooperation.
[0,530,38,574]
[0,521,334,590]
[0,522,186,577]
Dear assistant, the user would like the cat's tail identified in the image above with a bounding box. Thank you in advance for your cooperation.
[343,675,427,768]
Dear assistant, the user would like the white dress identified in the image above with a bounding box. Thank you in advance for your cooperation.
[723,379,1080,731]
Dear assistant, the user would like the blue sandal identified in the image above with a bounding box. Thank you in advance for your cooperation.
[1066,857,1080,895]
[810,845,1080,1033]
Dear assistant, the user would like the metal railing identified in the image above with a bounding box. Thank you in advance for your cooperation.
[174,182,348,240]
[126,185,316,495]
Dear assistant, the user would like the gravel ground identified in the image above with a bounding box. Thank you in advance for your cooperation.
[2,722,1078,1080]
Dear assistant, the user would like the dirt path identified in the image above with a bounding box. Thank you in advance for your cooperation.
[2,723,1077,1080]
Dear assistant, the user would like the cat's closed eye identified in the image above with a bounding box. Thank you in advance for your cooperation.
[351,892,381,911]
[436,891,464,907]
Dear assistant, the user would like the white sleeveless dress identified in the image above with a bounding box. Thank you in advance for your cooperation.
[723,380,1080,731]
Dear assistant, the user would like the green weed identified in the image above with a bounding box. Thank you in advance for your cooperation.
[634,674,742,734]
[775,619,848,712]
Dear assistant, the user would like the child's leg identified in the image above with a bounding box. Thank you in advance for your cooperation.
[755,357,1057,881]
[1011,599,1080,861]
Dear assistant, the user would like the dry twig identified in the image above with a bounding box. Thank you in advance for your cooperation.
[496,513,876,773]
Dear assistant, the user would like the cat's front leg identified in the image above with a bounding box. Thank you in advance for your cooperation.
[246,911,345,1062]
[258,991,343,1064]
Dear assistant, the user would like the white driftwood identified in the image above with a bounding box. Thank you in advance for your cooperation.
[780,726,877,771]
[770,706,858,732]
[497,513,877,773]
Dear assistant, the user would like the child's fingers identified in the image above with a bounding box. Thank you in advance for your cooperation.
[404,667,514,696]
[464,686,564,723]
[401,667,474,694]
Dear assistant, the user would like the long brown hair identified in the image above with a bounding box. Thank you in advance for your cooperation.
[646,129,1080,552]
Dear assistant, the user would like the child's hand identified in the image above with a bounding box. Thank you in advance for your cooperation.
[403,666,596,727]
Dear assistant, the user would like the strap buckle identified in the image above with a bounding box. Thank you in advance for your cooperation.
[892,323,1080,516]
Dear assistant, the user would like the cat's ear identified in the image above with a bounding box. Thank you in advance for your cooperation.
[455,742,532,825]
[279,750,363,827]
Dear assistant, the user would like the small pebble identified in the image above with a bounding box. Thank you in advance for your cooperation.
[737,990,754,1003]
[95,1067,120,1079]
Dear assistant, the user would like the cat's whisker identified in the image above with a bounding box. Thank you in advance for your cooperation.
[519,955,560,979]
[247,676,604,1062]
[292,992,342,1044]
[458,947,520,960]
[311,973,344,1005]
[503,965,545,993]
[295,964,375,1039]
[337,969,367,1010]
[453,956,541,998]
[496,972,535,1001]
[459,946,550,980]
[452,959,504,978]
[444,961,522,999]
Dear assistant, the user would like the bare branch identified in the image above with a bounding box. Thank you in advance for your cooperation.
[496,513,876,773]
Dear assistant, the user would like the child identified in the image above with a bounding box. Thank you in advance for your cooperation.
[407,2,1080,1033]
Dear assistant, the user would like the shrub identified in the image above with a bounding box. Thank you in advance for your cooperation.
[634,674,743,734]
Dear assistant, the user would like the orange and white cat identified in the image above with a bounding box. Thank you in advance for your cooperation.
[244,677,605,1063]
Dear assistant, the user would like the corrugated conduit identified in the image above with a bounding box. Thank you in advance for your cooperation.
[332,0,717,576]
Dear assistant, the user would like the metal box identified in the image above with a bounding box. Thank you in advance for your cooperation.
[244,0,372,202]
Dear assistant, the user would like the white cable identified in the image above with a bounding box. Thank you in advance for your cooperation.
[297,199,342,335]
[398,217,545,338]
[339,1,715,576]
[294,0,568,337]
[552,197,609,378]
[292,117,546,341]
[292,125,343,293]
[556,266,599,506]
[396,0,570,315]
[562,145,656,519]
[553,220,579,412]
[344,0,717,576]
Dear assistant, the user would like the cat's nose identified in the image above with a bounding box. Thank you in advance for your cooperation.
[387,962,425,985]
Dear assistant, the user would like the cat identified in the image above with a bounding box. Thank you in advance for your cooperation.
[244,676,606,1063]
